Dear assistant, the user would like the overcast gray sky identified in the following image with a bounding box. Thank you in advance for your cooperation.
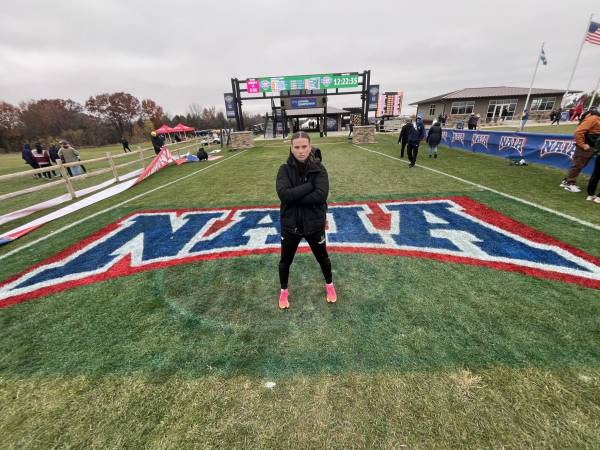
[1,0,599,116]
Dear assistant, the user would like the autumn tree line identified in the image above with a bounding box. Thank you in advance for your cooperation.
[0,92,263,153]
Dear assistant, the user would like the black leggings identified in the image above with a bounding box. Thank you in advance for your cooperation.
[279,229,332,289]
[407,142,419,165]
[587,155,600,196]
[399,140,407,158]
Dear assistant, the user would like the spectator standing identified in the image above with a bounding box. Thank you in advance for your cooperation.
[585,140,600,203]
[578,107,598,124]
[151,131,163,155]
[32,143,52,179]
[426,121,442,159]
[58,140,83,176]
[121,137,132,153]
[406,115,426,168]
[48,143,60,164]
[467,113,478,130]
[397,119,412,158]
[501,107,509,122]
[22,143,40,177]
[519,109,529,131]
[561,110,600,192]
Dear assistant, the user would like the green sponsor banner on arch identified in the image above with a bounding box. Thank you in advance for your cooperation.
[246,73,359,93]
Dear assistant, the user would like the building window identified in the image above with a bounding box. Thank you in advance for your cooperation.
[450,101,474,115]
[530,97,556,111]
[429,104,436,116]
[486,99,518,120]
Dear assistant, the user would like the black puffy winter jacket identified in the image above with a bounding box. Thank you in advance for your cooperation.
[276,152,329,235]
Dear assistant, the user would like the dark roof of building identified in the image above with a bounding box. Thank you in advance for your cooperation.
[410,86,576,105]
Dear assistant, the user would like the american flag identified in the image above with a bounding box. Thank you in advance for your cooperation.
[585,21,600,45]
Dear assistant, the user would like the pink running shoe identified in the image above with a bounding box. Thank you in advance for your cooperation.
[279,289,289,309]
[326,283,337,303]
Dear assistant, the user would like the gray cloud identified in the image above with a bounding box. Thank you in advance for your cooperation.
[1,0,599,115]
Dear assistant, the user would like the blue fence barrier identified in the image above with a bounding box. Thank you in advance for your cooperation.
[439,128,593,175]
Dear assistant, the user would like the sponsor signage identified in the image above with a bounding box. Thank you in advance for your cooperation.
[1,197,599,308]
[540,139,577,159]
[246,73,359,94]
[290,98,318,109]
[451,132,465,146]
[368,85,379,111]
[439,129,593,174]
[224,93,236,119]
[499,136,527,155]
[470,133,490,150]
[376,91,403,117]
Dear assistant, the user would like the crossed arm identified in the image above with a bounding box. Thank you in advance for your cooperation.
[276,166,329,205]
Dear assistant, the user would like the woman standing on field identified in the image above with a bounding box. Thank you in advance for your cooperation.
[275,131,336,309]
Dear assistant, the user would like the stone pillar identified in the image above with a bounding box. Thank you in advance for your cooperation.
[230,131,254,150]
[352,125,376,144]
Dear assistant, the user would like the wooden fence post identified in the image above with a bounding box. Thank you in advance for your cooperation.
[139,149,146,169]
[57,161,76,199]
[106,152,120,182]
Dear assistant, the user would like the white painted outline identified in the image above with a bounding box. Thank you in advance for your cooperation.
[352,143,600,231]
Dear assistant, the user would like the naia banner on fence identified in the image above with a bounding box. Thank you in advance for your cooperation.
[440,129,593,175]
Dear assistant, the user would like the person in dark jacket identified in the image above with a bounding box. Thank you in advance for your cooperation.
[467,113,478,130]
[275,131,335,309]
[151,131,163,154]
[22,143,41,177]
[426,122,442,158]
[48,143,60,163]
[121,137,131,153]
[398,119,412,158]
[197,147,208,161]
[406,115,426,167]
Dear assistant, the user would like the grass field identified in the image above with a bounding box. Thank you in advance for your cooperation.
[1,134,599,449]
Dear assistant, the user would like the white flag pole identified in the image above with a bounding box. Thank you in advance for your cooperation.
[589,74,600,109]
[520,42,544,131]
[563,13,594,105]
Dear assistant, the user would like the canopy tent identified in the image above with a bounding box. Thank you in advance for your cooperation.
[155,124,175,134]
[172,122,195,132]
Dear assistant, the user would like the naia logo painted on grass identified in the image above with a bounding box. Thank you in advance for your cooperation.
[1,197,600,308]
